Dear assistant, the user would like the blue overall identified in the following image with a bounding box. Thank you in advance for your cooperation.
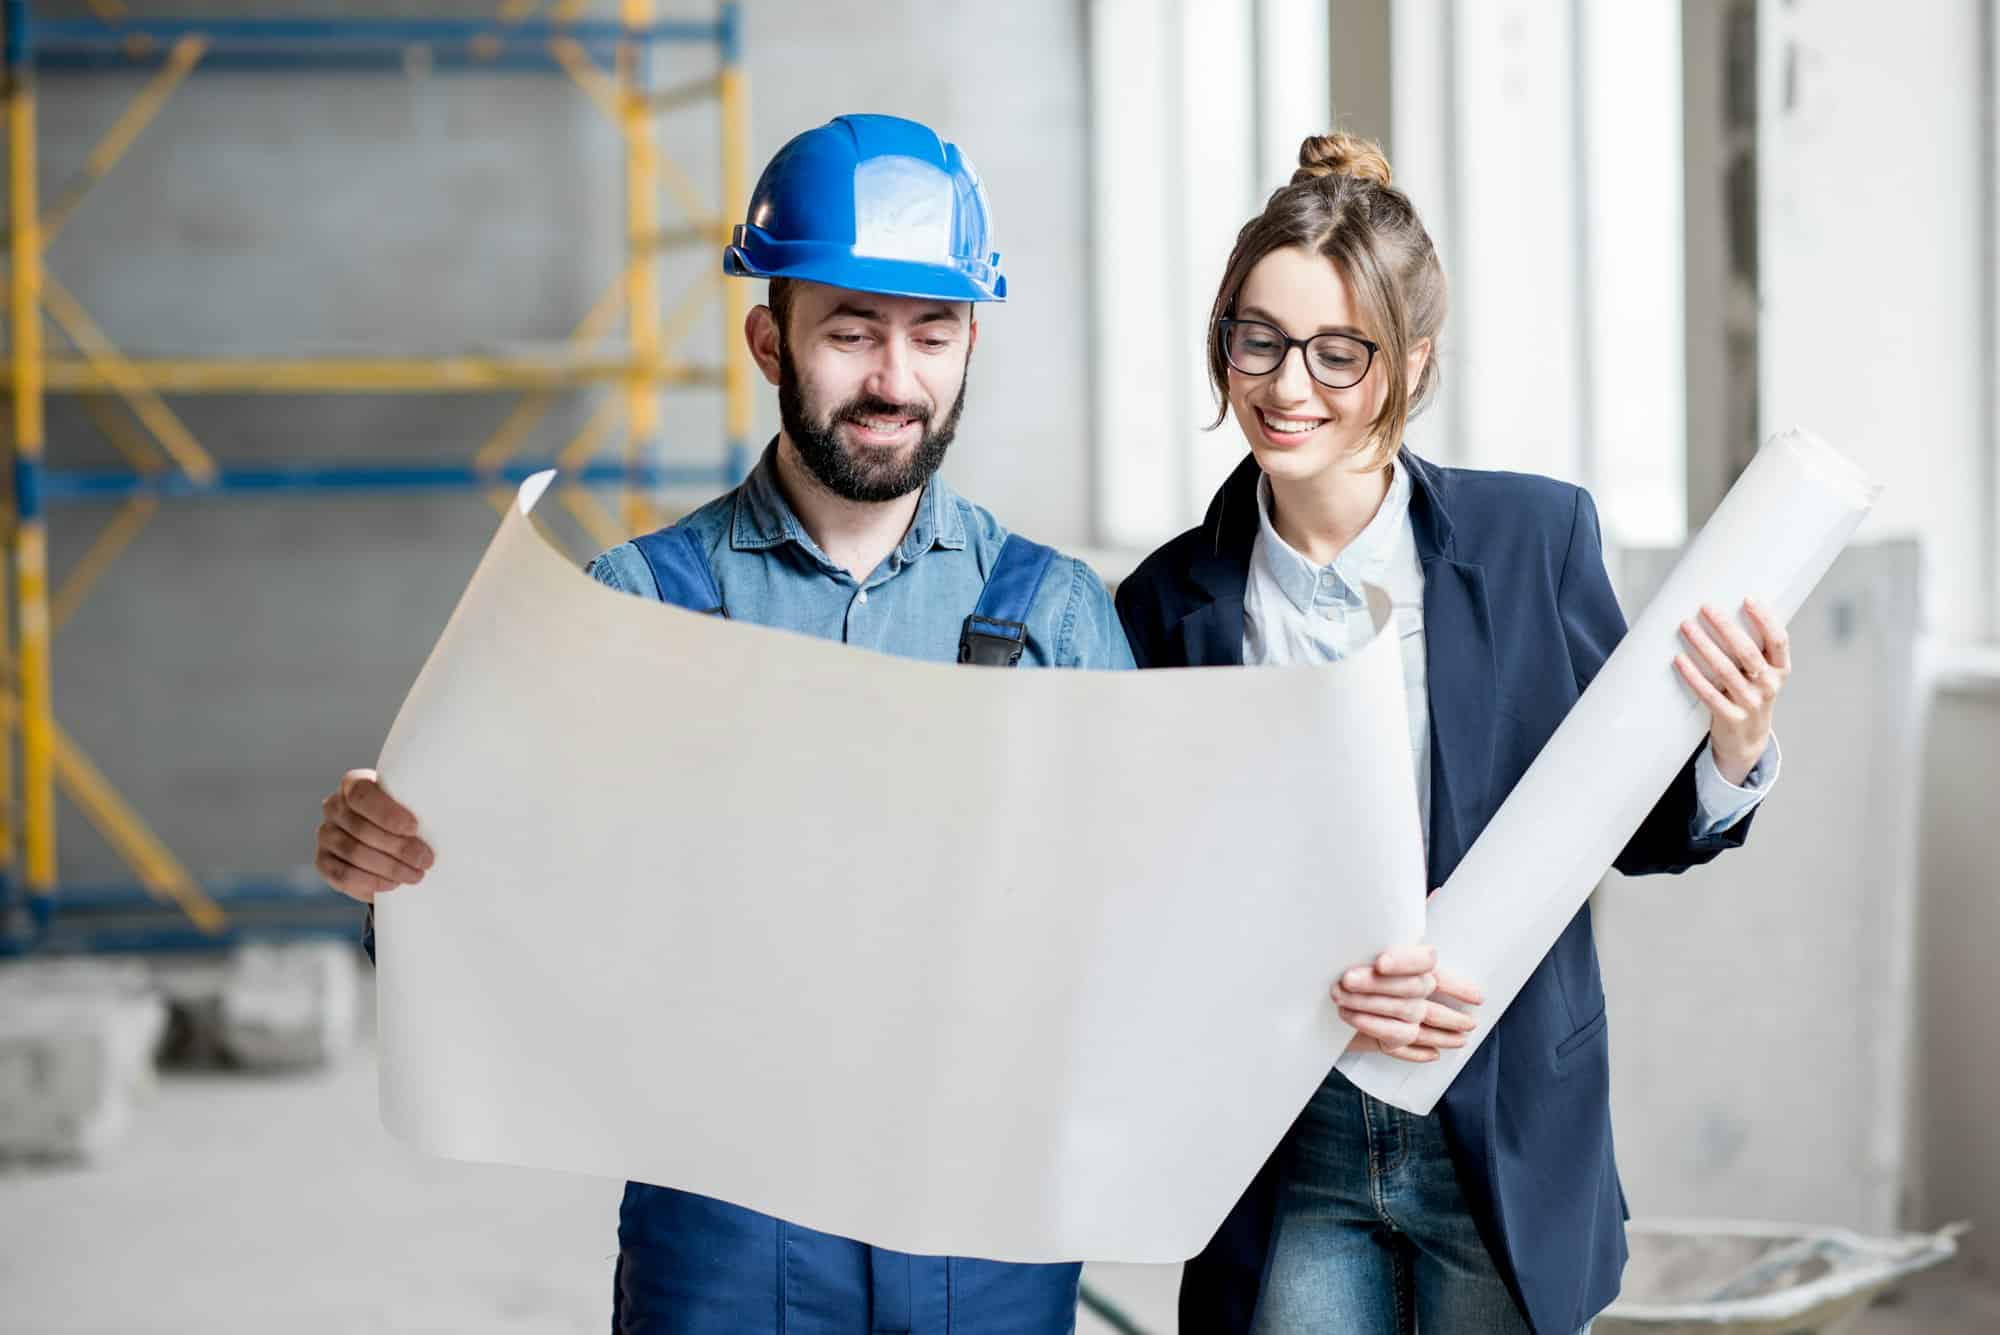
[604,514,1083,1335]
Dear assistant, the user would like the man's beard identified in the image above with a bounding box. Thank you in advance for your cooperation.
[777,340,968,504]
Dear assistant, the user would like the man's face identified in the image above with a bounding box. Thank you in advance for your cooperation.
[762,283,976,503]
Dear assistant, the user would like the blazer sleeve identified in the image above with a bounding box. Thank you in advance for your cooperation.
[1555,487,1755,876]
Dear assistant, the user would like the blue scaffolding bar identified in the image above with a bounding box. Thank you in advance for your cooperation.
[34,17,724,48]
[39,460,733,501]
[36,47,623,75]
[30,15,725,73]
[3,877,368,956]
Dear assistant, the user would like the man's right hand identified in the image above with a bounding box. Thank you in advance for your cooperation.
[316,768,433,904]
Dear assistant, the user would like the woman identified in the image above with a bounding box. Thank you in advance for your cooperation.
[1114,135,1789,1334]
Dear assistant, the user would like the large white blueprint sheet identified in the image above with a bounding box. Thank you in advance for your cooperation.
[373,472,1426,1263]
[1338,428,1881,1115]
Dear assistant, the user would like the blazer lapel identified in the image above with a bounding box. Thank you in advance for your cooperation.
[1404,451,1498,877]
[1176,590,1247,666]
[1421,558,1497,873]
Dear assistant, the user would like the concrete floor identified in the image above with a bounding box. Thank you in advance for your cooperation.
[1,1020,1992,1334]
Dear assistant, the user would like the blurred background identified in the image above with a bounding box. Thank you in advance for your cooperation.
[0,1,1994,1331]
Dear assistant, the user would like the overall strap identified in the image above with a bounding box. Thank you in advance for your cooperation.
[958,534,1058,667]
[629,526,727,616]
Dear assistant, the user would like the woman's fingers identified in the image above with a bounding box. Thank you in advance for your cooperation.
[1674,599,1793,727]
[1432,967,1486,1007]
[1337,995,1476,1047]
[1743,597,1792,673]
[1334,957,1483,1060]
[1337,965,1435,998]
[1344,1001,1479,1059]
[1345,1034,1440,1062]
[1675,653,1743,720]
[1682,617,1755,702]
[1373,943,1438,975]
[1344,1031,1449,1064]
[1339,1008,1428,1054]
[1418,1000,1477,1034]
[1701,604,1770,683]
[1333,989,1430,1024]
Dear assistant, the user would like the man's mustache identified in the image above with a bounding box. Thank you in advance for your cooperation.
[836,397,933,427]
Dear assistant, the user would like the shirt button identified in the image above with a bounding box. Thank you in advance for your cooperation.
[1319,606,1340,621]
[855,590,869,605]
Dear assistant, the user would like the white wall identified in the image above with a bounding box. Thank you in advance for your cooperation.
[1601,542,1925,1234]
[1755,0,1991,641]
[1913,675,2000,1278]
[1987,0,1999,642]
[741,0,1096,548]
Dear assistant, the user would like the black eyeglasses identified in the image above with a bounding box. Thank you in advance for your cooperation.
[1217,317,1379,390]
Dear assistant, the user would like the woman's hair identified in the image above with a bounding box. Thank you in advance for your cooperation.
[1206,132,1448,469]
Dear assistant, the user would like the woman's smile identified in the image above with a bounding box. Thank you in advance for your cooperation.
[1254,407,1332,447]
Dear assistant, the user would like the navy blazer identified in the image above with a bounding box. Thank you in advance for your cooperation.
[1114,449,1755,1335]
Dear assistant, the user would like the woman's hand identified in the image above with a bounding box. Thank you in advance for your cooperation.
[1336,943,1486,1064]
[1674,598,1791,784]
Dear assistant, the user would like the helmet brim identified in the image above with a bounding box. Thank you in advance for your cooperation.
[725,246,1006,304]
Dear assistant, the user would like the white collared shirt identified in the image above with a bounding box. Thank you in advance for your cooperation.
[1240,463,1775,850]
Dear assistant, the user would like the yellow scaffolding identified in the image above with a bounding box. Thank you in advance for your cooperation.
[0,3,752,950]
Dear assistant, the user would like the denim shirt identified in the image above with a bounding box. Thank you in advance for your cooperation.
[587,441,1135,671]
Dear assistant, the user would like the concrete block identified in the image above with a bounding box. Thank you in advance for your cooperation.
[216,942,360,1069]
[0,961,167,1161]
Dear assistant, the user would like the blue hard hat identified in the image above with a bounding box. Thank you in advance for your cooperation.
[724,114,1006,303]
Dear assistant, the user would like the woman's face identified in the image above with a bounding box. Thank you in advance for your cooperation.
[1224,245,1391,486]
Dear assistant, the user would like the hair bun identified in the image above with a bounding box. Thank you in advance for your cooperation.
[1292,133,1393,188]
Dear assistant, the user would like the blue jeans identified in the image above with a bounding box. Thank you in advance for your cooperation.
[1251,1070,1590,1335]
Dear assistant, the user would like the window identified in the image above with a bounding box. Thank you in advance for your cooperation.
[1087,0,1326,548]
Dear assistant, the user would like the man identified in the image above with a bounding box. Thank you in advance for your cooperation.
[315,115,1130,1334]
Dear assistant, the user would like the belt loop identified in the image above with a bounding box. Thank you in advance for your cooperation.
[868,1247,913,1333]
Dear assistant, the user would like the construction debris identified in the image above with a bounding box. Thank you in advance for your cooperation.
[0,959,168,1161]
[216,941,360,1069]
[1599,1217,1966,1334]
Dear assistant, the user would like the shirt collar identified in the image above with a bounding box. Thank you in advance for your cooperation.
[1252,461,1413,613]
[730,437,969,566]
[897,464,969,559]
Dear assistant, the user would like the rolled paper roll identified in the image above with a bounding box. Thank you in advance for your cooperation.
[1337,427,1881,1115]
